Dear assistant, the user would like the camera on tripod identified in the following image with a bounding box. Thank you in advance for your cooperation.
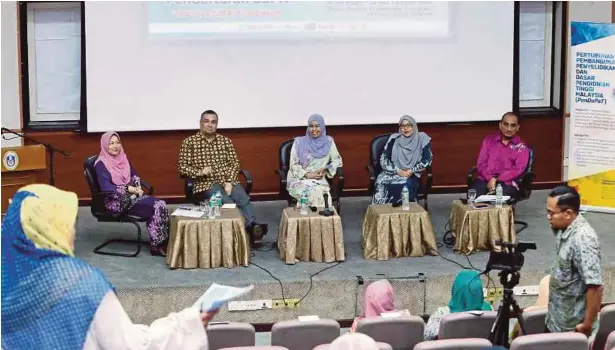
[486,240,537,273]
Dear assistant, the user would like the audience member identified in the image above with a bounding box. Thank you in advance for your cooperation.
[94,131,169,256]
[424,270,492,340]
[545,185,603,336]
[511,274,550,339]
[329,333,380,350]
[372,115,433,204]
[178,109,268,245]
[351,279,410,332]
[1,184,217,349]
[287,114,343,207]
[470,112,529,197]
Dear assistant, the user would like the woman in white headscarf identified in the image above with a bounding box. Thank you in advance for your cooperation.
[372,115,433,204]
[328,333,380,350]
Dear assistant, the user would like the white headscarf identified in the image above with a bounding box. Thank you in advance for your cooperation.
[329,333,380,350]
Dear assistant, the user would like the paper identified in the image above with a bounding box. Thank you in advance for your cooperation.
[380,311,402,318]
[171,208,204,218]
[222,203,237,209]
[194,283,254,312]
[298,315,320,322]
[474,195,511,204]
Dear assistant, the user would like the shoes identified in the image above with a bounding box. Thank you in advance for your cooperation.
[250,223,268,248]
[150,246,167,257]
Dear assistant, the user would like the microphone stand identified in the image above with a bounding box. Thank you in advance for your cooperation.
[319,193,334,217]
[1,127,70,186]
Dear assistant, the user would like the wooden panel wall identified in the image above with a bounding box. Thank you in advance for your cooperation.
[26,114,563,201]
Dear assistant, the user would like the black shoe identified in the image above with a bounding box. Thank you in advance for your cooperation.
[250,223,268,248]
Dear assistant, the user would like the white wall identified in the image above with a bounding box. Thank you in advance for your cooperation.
[1,1,22,147]
[563,1,613,180]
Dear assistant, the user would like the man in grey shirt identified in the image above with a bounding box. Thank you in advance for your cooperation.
[545,185,603,336]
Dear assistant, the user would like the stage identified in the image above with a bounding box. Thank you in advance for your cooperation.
[75,190,615,326]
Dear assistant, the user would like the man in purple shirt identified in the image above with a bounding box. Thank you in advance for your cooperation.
[470,112,530,197]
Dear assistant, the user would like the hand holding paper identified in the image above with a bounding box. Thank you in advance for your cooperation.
[193,283,254,312]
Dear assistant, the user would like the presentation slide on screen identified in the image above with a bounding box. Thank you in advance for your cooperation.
[148,1,450,39]
[85,1,514,132]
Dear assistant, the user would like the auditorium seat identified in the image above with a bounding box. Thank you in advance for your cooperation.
[366,133,433,210]
[83,155,152,257]
[276,138,344,213]
[605,330,615,350]
[520,307,547,335]
[271,319,340,350]
[207,322,255,350]
[356,315,425,350]
[592,303,615,350]
[438,311,497,340]
[466,145,535,233]
[509,333,588,350]
[413,338,493,350]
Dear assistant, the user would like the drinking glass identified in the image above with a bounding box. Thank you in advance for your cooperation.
[467,189,477,207]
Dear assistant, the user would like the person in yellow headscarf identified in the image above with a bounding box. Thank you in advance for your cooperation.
[1,184,217,350]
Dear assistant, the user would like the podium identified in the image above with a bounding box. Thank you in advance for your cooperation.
[1,145,47,213]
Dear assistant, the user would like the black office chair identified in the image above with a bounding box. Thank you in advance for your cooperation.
[467,146,536,233]
[276,138,344,213]
[366,133,434,210]
[182,170,253,203]
[83,155,152,257]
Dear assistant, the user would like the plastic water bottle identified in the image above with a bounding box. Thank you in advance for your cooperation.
[495,184,503,208]
[208,197,216,219]
[214,191,222,216]
[300,190,309,215]
[401,186,410,211]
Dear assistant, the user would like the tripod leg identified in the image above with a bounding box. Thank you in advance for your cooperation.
[510,298,528,336]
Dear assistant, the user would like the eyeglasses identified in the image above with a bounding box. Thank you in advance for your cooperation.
[546,209,564,218]
[399,124,413,129]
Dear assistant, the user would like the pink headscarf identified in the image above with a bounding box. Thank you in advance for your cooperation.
[362,279,395,317]
[94,131,131,185]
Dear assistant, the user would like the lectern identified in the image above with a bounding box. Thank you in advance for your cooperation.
[1,145,47,213]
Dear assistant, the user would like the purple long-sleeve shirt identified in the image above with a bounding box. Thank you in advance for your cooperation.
[476,133,530,185]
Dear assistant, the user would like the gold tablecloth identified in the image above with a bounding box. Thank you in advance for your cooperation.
[362,203,438,260]
[277,207,345,264]
[166,208,249,269]
[449,200,516,255]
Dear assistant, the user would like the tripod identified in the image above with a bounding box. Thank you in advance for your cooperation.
[488,270,527,348]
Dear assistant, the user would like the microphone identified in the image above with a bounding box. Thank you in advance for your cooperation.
[319,193,334,217]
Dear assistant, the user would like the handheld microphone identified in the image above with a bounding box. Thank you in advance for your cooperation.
[319,193,334,217]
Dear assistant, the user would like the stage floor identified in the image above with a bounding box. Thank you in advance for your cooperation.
[75,190,615,325]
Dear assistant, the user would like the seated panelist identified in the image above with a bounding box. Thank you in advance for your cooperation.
[286,114,343,208]
[95,131,169,256]
[470,112,530,198]
[177,109,268,244]
[372,115,433,204]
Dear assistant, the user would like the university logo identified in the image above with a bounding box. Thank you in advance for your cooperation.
[3,151,19,171]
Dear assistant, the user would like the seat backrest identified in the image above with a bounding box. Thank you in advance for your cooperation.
[314,342,392,350]
[521,307,547,335]
[516,145,535,200]
[413,338,493,350]
[510,332,588,350]
[279,139,295,175]
[207,322,255,350]
[83,155,106,216]
[370,134,392,175]
[593,304,615,350]
[438,311,498,340]
[606,329,615,350]
[356,316,425,350]
[271,319,340,350]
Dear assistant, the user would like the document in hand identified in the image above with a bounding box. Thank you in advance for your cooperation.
[194,283,254,312]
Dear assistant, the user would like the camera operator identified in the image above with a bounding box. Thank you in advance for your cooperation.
[545,186,603,337]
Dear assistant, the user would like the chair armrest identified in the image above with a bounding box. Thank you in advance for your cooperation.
[422,166,434,190]
[180,175,194,199]
[333,167,345,199]
[366,165,376,181]
[467,166,477,188]
[239,169,253,195]
[515,171,536,201]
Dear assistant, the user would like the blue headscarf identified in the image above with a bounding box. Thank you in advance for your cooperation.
[294,114,333,167]
[1,187,113,350]
[448,270,492,313]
